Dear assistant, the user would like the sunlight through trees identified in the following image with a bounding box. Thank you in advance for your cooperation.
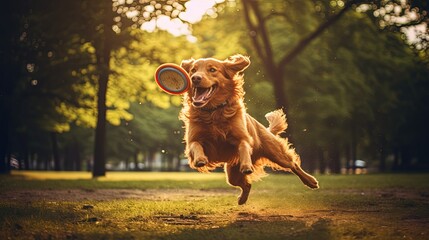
[1,0,428,175]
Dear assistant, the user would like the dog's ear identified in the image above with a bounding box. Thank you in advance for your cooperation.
[180,58,195,73]
[223,54,250,76]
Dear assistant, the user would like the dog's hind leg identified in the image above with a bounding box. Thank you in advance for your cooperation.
[265,139,319,189]
[290,160,319,189]
[225,163,251,205]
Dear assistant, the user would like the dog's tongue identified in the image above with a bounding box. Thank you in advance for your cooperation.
[193,87,210,102]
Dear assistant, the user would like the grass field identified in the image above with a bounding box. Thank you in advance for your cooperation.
[1,171,429,239]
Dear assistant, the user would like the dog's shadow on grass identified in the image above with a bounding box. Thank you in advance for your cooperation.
[160,213,332,240]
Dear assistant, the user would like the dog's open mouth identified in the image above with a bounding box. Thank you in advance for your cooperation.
[192,85,217,108]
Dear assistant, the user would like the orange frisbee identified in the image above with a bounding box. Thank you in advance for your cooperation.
[155,63,190,95]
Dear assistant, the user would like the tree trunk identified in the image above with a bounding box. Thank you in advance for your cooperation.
[125,157,129,171]
[92,66,108,176]
[241,0,287,109]
[147,149,155,171]
[241,0,360,109]
[318,147,326,174]
[74,139,81,171]
[64,145,71,170]
[44,152,50,170]
[241,0,359,140]
[378,139,387,172]
[0,101,10,173]
[393,147,400,171]
[51,132,61,171]
[0,154,10,174]
[93,2,113,178]
[351,121,357,173]
[21,133,30,170]
[176,154,181,171]
[329,145,341,174]
[300,145,317,174]
[400,146,411,170]
[277,0,359,68]
[134,150,139,171]
[345,144,352,174]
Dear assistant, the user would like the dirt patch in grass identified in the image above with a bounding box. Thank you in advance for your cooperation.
[1,186,429,239]
[4,186,427,203]
[152,212,301,227]
[0,188,237,202]
[326,188,429,200]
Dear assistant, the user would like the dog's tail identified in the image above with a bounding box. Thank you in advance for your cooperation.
[265,109,287,135]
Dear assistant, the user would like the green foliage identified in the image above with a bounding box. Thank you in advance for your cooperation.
[1,0,210,170]
[192,5,248,59]
[1,1,94,132]
[2,0,428,172]
[237,0,429,171]
[106,102,183,165]
[109,29,202,109]
[192,4,277,122]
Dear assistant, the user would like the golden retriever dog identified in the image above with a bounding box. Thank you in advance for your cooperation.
[179,54,319,205]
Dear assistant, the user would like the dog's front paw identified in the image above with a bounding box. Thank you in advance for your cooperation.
[240,164,254,175]
[194,156,208,168]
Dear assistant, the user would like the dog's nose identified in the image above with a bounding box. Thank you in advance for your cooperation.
[191,75,202,85]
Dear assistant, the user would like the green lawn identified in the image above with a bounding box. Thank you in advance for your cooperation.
[1,171,429,239]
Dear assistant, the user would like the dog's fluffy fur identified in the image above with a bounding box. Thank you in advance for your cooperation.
[179,54,319,205]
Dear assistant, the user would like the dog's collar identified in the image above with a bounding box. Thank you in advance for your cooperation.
[199,100,228,112]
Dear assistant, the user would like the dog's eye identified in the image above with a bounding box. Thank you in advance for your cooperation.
[209,68,216,73]
[190,68,196,74]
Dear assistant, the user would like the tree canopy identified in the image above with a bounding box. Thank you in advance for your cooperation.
[1,0,428,174]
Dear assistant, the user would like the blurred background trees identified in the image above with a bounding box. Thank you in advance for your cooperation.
[1,0,428,175]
